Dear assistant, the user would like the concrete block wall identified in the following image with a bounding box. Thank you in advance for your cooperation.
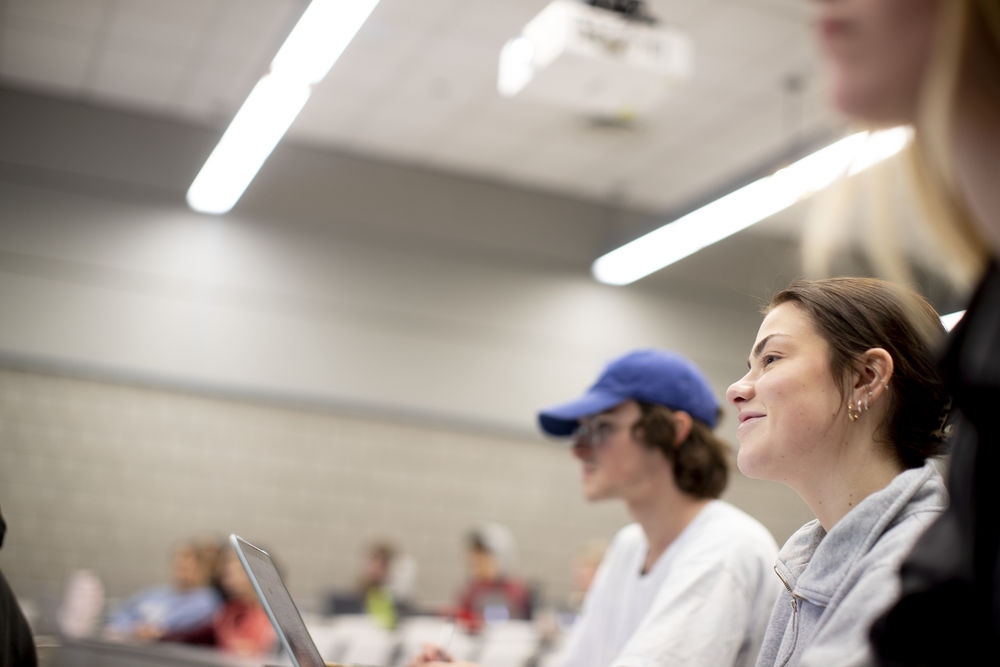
[0,366,635,623]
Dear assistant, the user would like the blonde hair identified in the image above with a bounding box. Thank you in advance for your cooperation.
[806,0,998,290]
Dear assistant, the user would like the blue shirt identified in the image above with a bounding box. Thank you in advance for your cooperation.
[107,585,221,635]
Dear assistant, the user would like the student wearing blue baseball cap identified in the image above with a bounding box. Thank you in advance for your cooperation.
[539,349,778,667]
[413,349,779,667]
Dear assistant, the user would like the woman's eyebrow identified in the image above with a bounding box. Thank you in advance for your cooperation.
[747,333,788,368]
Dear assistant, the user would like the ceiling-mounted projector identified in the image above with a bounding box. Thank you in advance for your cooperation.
[497,0,693,119]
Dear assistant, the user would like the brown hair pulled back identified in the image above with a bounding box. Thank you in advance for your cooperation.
[768,277,951,468]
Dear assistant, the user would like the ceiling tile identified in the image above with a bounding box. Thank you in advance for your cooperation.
[212,0,302,56]
[327,21,428,88]
[113,0,220,27]
[645,0,712,24]
[6,0,109,31]
[88,44,192,110]
[167,56,259,122]
[0,15,96,93]
[0,0,852,242]
[369,0,468,32]
[449,1,550,43]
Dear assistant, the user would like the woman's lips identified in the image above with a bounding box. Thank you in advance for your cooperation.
[737,413,765,431]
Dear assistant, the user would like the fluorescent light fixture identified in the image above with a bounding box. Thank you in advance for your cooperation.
[271,0,382,85]
[940,310,966,332]
[187,75,310,215]
[592,126,913,285]
[497,36,536,97]
[187,0,381,215]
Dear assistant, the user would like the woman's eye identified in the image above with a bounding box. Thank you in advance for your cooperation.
[763,354,779,366]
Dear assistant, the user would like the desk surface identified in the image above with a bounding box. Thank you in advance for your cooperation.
[52,636,281,667]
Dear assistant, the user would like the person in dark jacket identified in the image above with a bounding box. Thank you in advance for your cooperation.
[0,508,37,667]
[806,0,1000,663]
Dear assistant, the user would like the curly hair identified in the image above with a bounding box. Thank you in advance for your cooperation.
[632,401,729,499]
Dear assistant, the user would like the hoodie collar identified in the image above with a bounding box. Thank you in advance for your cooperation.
[774,461,944,606]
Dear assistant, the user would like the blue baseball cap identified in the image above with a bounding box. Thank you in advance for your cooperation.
[538,348,720,436]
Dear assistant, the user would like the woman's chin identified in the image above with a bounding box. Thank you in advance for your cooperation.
[830,76,917,127]
[735,449,768,480]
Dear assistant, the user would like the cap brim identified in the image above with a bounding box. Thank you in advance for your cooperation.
[537,390,627,437]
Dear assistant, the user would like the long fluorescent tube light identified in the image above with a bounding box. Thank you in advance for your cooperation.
[186,75,310,215]
[592,126,913,285]
[271,0,382,84]
[940,310,966,332]
[187,0,382,215]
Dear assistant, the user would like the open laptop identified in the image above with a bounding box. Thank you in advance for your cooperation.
[229,534,331,667]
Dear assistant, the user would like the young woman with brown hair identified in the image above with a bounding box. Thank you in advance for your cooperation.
[727,277,951,665]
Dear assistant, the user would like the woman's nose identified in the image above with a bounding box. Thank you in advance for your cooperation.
[726,376,753,405]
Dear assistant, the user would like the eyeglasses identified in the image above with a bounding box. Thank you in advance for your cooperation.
[572,419,632,448]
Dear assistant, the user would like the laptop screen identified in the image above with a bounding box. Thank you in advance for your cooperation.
[230,535,327,667]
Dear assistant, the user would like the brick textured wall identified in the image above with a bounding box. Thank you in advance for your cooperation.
[0,366,633,625]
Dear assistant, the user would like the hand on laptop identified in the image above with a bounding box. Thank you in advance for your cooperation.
[408,643,463,667]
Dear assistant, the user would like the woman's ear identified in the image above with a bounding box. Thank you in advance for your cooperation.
[855,347,894,402]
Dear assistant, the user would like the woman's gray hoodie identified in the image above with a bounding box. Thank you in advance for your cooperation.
[756,461,947,667]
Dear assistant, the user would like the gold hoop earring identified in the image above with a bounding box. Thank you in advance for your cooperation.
[847,400,860,422]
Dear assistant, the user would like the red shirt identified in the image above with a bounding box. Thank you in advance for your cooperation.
[213,599,276,656]
[163,599,276,657]
[455,578,531,632]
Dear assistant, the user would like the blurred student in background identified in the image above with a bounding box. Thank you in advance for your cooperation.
[103,541,220,641]
[727,278,950,665]
[358,540,401,629]
[165,547,276,657]
[566,539,606,614]
[454,522,531,632]
[194,535,226,599]
[805,0,1000,662]
[0,508,36,667]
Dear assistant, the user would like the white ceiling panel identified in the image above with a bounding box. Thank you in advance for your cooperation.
[88,41,193,110]
[449,0,553,43]
[0,0,854,228]
[0,15,95,93]
[168,54,257,121]
[106,0,217,52]
[6,0,108,30]
[1,0,959,322]
[211,0,302,54]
